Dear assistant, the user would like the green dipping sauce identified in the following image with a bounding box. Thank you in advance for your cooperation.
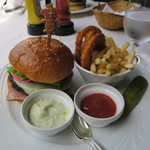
[28,98,68,128]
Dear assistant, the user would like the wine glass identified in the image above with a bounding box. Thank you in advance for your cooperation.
[123,0,150,68]
[123,0,150,51]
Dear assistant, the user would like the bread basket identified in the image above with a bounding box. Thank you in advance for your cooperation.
[92,0,129,30]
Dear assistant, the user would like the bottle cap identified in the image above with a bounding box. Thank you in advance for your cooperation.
[27,23,46,36]
[55,22,75,36]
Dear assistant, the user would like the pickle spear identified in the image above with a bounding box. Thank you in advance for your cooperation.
[119,76,148,120]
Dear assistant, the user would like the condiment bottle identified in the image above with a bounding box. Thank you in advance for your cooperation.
[25,0,51,35]
[55,0,75,36]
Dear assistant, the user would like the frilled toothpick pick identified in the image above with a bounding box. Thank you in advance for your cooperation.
[41,4,56,46]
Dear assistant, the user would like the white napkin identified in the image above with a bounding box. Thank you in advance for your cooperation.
[3,0,24,11]
[102,4,125,16]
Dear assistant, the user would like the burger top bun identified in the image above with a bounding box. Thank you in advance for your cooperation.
[9,37,74,84]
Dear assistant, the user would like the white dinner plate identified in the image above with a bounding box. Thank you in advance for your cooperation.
[71,2,97,14]
[0,62,150,150]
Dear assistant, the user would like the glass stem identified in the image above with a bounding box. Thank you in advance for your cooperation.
[132,42,139,51]
[133,42,140,64]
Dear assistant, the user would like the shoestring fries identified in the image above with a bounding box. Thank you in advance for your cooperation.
[90,37,136,76]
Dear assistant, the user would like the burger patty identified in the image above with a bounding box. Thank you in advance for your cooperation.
[8,75,27,95]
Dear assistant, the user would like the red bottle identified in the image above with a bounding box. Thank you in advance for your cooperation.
[56,0,71,26]
[55,0,74,35]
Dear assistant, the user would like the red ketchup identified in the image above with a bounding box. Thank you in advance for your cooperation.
[80,93,116,118]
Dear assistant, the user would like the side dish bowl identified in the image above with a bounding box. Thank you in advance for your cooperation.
[74,83,125,127]
[75,58,137,85]
[21,89,75,137]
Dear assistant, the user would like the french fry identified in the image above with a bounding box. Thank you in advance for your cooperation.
[122,50,128,57]
[99,58,107,68]
[120,68,128,73]
[108,57,118,63]
[121,60,127,65]
[105,37,117,48]
[116,48,121,54]
[95,58,100,65]
[123,64,135,69]
[97,68,106,74]
[126,50,136,64]
[103,49,111,59]
[90,63,96,73]
[110,47,117,57]
[121,42,130,52]
[97,47,109,58]
[106,63,118,70]
[118,58,123,63]
[124,55,129,61]
[105,70,111,76]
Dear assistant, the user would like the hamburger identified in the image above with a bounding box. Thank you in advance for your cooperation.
[69,0,86,11]
[7,37,74,101]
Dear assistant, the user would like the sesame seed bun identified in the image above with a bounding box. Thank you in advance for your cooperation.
[9,37,74,84]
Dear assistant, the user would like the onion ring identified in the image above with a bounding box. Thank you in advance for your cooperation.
[75,26,106,69]
[75,26,102,63]
[81,32,102,69]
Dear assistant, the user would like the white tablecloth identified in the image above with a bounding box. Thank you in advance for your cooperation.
[0,1,150,150]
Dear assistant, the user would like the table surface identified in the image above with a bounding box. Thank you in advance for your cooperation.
[0,1,150,150]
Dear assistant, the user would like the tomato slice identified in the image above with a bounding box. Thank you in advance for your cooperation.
[11,72,31,83]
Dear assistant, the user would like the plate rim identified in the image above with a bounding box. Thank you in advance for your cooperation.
[70,1,97,14]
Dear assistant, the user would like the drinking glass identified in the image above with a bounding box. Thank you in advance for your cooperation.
[123,0,150,51]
